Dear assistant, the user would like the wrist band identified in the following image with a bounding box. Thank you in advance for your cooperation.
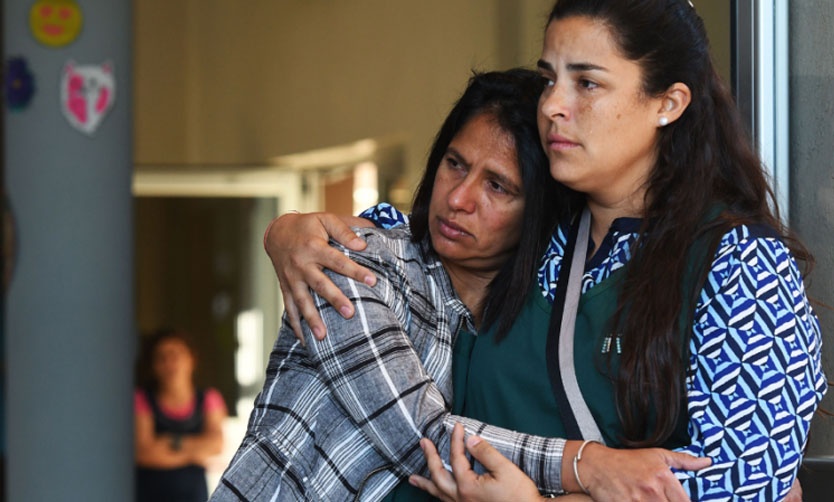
[572,439,597,494]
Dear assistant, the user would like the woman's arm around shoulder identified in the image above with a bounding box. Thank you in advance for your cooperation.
[265,211,375,339]
[264,203,407,340]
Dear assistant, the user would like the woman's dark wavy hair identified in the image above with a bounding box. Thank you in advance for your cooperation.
[410,68,579,340]
[548,0,811,446]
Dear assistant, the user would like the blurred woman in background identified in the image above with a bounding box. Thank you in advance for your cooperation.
[134,328,227,502]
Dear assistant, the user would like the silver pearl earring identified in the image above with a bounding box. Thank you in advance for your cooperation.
[659,116,669,127]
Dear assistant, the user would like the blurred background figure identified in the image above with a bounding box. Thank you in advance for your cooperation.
[134,328,227,502]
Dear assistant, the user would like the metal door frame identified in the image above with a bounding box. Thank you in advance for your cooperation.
[732,0,790,220]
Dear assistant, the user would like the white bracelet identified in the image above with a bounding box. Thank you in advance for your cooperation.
[572,439,597,495]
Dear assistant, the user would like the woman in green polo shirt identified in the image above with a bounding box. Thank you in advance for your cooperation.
[263,1,823,500]
[405,1,826,501]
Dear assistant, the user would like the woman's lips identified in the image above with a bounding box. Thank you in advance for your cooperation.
[546,133,579,151]
[437,217,471,240]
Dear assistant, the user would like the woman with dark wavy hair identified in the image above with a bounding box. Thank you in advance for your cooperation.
[214,69,621,502]
[266,1,825,500]
[411,0,826,500]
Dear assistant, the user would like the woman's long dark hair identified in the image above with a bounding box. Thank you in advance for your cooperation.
[548,0,811,446]
[411,69,579,339]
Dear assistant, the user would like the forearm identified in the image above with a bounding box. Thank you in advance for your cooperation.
[443,416,566,495]
[307,295,567,493]
[136,435,193,469]
[181,430,223,464]
[303,281,449,475]
[297,233,571,494]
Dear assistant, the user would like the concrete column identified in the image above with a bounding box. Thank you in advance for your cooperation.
[791,0,834,445]
[4,0,134,500]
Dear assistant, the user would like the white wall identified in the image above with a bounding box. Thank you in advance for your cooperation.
[134,0,557,189]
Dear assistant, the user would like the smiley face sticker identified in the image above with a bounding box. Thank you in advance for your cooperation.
[29,0,83,48]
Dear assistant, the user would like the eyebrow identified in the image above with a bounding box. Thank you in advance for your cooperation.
[536,59,608,73]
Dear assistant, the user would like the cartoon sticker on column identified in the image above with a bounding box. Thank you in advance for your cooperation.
[29,0,83,48]
[60,60,115,136]
[5,57,36,111]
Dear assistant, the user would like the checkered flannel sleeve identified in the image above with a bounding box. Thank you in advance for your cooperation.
[304,243,568,494]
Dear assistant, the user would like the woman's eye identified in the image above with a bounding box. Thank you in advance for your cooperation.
[445,156,463,170]
[541,76,555,87]
[579,78,598,90]
[489,180,508,194]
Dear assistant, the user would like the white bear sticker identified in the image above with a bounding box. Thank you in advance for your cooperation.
[60,60,115,136]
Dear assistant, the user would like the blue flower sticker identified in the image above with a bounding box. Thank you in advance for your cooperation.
[5,57,36,111]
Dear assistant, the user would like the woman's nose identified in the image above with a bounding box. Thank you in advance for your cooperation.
[448,178,477,213]
[540,84,570,120]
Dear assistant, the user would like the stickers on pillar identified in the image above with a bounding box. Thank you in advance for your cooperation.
[29,0,83,48]
[60,61,116,136]
[5,57,36,111]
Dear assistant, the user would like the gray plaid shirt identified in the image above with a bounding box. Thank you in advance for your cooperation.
[211,226,566,501]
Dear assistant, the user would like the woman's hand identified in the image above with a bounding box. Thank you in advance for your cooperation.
[564,441,711,502]
[264,212,375,340]
[409,423,546,501]
[784,478,803,502]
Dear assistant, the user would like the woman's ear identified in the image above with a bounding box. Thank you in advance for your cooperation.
[656,82,691,127]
